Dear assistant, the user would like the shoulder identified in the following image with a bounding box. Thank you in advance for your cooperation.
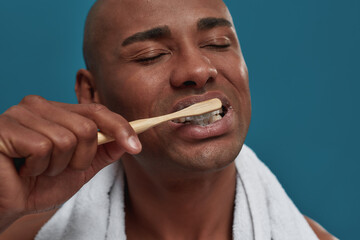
[305,216,339,240]
[238,145,338,240]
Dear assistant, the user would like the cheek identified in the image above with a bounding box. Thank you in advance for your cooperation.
[220,53,249,91]
[100,66,170,121]
[214,52,251,121]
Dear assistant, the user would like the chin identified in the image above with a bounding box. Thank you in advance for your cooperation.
[165,137,243,173]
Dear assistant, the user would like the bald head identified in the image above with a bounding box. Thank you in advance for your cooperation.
[83,0,107,71]
[82,0,231,73]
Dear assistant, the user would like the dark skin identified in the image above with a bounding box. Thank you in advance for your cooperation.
[0,0,337,239]
[83,0,248,238]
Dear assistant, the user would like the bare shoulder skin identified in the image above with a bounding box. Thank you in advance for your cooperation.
[305,216,339,240]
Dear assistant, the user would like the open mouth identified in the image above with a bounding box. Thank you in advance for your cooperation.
[172,105,228,126]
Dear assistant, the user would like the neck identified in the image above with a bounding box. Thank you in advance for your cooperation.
[122,157,237,240]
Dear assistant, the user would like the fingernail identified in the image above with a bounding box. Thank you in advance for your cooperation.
[128,135,141,151]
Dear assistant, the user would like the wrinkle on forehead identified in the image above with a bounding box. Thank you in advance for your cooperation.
[83,0,230,72]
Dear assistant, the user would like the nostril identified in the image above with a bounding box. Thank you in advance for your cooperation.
[183,81,196,86]
[208,76,215,83]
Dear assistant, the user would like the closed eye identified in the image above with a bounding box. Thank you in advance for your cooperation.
[203,44,230,49]
[200,41,231,52]
[135,53,167,65]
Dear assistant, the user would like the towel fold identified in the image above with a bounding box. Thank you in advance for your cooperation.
[35,145,318,240]
[233,146,318,239]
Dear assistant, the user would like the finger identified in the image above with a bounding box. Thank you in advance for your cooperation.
[4,106,77,176]
[18,96,141,170]
[0,152,21,189]
[50,102,142,154]
[0,115,52,176]
[0,152,24,212]
[19,96,99,170]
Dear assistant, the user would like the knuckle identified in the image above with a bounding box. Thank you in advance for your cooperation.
[0,114,11,123]
[0,116,16,141]
[33,139,53,158]
[55,133,77,152]
[87,103,108,114]
[3,105,22,116]
[117,127,131,139]
[116,121,134,137]
[20,95,45,105]
[77,120,98,141]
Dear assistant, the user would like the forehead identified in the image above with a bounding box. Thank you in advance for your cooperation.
[98,0,232,38]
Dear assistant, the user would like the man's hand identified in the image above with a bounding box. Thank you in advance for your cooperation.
[0,95,141,233]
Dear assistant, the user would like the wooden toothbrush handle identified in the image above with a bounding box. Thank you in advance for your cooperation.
[97,98,221,145]
[97,132,114,145]
[97,117,163,145]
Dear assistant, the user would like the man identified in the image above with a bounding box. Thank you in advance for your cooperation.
[0,0,336,239]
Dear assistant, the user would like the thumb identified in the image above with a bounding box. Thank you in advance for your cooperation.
[91,142,127,173]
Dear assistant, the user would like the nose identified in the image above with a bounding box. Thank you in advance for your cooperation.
[170,49,218,89]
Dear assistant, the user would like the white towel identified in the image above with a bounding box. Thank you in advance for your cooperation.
[233,145,318,239]
[35,145,318,240]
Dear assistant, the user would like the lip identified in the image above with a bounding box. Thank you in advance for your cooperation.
[168,92,233,140]
[170,92,231,113]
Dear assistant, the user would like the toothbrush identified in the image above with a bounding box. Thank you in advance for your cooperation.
[97,98,222,145]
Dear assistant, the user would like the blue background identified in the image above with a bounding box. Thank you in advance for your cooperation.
[0,0,359,238]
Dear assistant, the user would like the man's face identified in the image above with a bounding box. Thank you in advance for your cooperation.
[92,0,251,172]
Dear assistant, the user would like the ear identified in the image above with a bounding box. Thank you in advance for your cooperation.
[75,69,101,104]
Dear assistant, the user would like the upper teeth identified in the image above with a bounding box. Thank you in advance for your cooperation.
[172,109,223,126]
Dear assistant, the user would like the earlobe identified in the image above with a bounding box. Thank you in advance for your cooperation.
[75,69,100,104]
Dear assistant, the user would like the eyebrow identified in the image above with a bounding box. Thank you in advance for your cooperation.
[197,17,232,31]
[121,18,232,47]
[122,26,171,46]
